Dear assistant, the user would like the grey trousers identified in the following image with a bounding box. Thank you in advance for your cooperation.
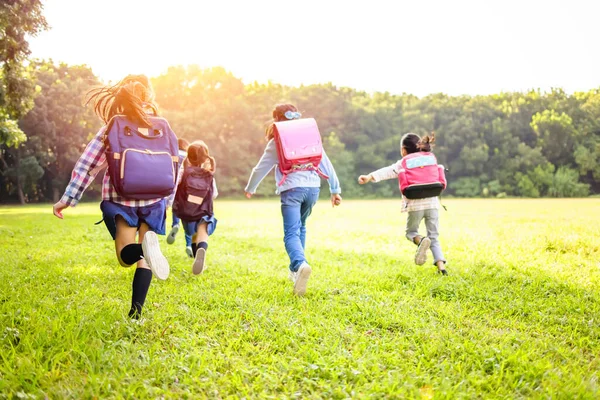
[405,208,446,264]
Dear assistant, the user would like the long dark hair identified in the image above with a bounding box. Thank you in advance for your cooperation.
[265,103,298,141]
[400,132,436,154]
[187,140,216,173]
[85,74,158,128]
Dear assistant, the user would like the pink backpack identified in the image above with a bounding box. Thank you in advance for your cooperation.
[398,152,447,199]
[273,118,329,185]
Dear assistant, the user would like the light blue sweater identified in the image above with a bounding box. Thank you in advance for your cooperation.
[245,139,342,195]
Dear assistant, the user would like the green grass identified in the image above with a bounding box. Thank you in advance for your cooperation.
[1,199,599,399]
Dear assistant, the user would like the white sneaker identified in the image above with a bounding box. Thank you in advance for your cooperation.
[192,248,206,275]
[185,246,193,258]
[415,237,431,266]
[291,262,312,296]
[166,225,179,245]
[141,231,170,280]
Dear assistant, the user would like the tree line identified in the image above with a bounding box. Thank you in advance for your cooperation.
[1,60,598,204]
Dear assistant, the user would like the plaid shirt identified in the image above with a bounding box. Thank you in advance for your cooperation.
[369,160,440,213]
[60,127,163,207]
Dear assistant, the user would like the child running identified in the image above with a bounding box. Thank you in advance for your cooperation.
[245,104,342,296]
[358,133,448,275]
[52,74,177,319]
[167,138,194,257]
[172,140,218,275]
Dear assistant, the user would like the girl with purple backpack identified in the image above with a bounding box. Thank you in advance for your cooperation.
[52,75,176,319]
[358,133,448,275]
[245,104,342,296]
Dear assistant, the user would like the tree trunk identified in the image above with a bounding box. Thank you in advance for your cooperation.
[16,151,25,205]
[53,187,59,203]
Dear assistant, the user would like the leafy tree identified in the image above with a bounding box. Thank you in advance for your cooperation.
[3,63,600,203]
[0,0,48,146]
[530,109,576,166]
[548,167,590,198]
[13,61,100,203]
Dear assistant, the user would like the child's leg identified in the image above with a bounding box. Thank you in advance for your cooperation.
[406,210,431,265]
[423,209,446,272]
[184,233,193,257]
[191,222,209,275]
[114,217,152,319]
[193,222,209,254]
[167,212,180,245]
[299,188,319,250]
[405,210,424,244]
[281,189,306,272]
[115,215,145,267]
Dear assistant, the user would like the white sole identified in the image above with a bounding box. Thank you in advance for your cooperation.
[166,225,179,244]
[293,264,312,296]
[142,231,170,280]
[415,237,431,266]
[185,247,194,258]
[192,248,206,275]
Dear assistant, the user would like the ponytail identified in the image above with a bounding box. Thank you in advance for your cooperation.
[265,123,275,141]
[206,156,216,173]
[187,140,215,173]
[417,132,436,152]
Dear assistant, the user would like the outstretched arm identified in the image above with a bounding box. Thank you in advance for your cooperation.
[358,161,401,184]
[53,127,107,217]
[244,140,278,197]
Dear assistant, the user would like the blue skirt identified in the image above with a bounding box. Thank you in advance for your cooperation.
[182,215,218,237]
[100,200,166,240]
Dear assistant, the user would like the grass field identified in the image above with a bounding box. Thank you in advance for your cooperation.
[1,199,599,399]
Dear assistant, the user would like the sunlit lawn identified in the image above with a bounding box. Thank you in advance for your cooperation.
[1,199,599,398]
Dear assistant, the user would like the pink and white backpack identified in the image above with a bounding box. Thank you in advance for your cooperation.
[398,152,447,199]
[273,118,329,185]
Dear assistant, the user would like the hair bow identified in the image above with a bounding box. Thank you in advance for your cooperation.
[284,111,302,120]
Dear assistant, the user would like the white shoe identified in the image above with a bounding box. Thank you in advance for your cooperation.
[192,248,206,275]
[141,231,170,280]
[415,237,431,266]
[166,225,179,245]
[291,262,312,296]
[185,246,193,258]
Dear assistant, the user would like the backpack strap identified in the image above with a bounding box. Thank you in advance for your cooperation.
[439,195,447,211]
[278,172,289,186]
[277,165,329,186]
[315,167,329,180]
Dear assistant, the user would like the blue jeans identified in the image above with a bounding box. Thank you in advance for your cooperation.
[280,187,320,272]
[172,212,192,247]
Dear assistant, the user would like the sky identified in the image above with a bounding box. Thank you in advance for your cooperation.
[28,0,600,97]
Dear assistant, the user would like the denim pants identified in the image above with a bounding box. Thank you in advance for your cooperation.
[280,187,320,272]
[171,212,192,247]
[405,208,446,264]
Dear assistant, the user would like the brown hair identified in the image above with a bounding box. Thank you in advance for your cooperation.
[265,103,298,141]
[85,74,158,128]
[178,138,190,151]
[417,133,435,152]
[187,140,215,173]
[400,132,436,154]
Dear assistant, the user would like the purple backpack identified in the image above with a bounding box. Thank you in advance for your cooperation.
[104,115,179,200]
